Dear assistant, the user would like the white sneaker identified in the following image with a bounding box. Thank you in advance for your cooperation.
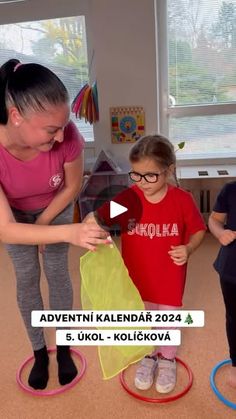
[155,357,176,393]
[134,356,158,390]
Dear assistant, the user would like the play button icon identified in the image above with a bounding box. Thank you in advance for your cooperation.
[92,184,143,234]
[110,201,128,218]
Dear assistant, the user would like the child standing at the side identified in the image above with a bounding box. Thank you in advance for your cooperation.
[88,135,206,393]
[209,182,236,387]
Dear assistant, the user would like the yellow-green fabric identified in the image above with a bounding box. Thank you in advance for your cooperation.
[80,242,152,379]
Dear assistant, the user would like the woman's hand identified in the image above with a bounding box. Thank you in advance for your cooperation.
[68,222,111,251]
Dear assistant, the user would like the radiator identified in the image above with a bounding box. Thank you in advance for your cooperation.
[189,188,218,215]
[177,166,236,224]
[179,178,227,223]
[187,188,219,224]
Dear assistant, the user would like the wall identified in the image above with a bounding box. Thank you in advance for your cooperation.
[0,0,158,169]
[89,0,157,169]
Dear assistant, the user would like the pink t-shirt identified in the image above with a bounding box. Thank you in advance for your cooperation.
[0,120,84,210]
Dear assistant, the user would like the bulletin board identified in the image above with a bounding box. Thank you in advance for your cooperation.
[110,106,145,143]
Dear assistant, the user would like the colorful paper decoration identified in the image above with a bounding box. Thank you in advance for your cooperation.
[72,81,99,124]
[110,106,145,143]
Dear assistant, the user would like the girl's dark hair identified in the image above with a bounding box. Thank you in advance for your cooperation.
[129,134,176,167]
[0,59,69,124]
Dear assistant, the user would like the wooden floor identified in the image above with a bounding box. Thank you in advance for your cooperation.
[0,233,235,419]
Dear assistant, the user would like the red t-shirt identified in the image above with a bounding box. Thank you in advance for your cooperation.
[98,184,206,306]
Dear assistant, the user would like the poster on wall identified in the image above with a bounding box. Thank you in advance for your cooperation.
[110,106,145,143]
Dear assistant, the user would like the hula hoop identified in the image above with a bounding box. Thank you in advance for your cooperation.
[210,359,236,410]
[120,356,193,403]
[16,347,86,396]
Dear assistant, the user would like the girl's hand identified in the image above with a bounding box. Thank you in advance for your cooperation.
[68,222,111,251]
[218,229,236,246]
[168,245,190,266]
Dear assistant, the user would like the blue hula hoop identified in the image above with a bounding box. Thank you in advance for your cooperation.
[210,359,236,410]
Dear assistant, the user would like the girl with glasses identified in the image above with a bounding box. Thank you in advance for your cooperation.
[92,134,206,393]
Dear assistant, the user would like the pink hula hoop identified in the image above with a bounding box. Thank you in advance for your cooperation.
[16,347,86,396]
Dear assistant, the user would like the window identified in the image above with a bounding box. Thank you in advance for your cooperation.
[157,0,236,160]
[0,15,94,142]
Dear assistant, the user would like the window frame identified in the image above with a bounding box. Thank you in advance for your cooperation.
[0,4,95,146]
[155,0,236,164]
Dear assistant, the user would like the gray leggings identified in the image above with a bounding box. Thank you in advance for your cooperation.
[5,204,74,351]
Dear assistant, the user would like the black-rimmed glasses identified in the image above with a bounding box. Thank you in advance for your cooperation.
[128,170,166,183]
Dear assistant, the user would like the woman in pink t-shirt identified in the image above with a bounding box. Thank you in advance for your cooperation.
[0,59,109,390]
